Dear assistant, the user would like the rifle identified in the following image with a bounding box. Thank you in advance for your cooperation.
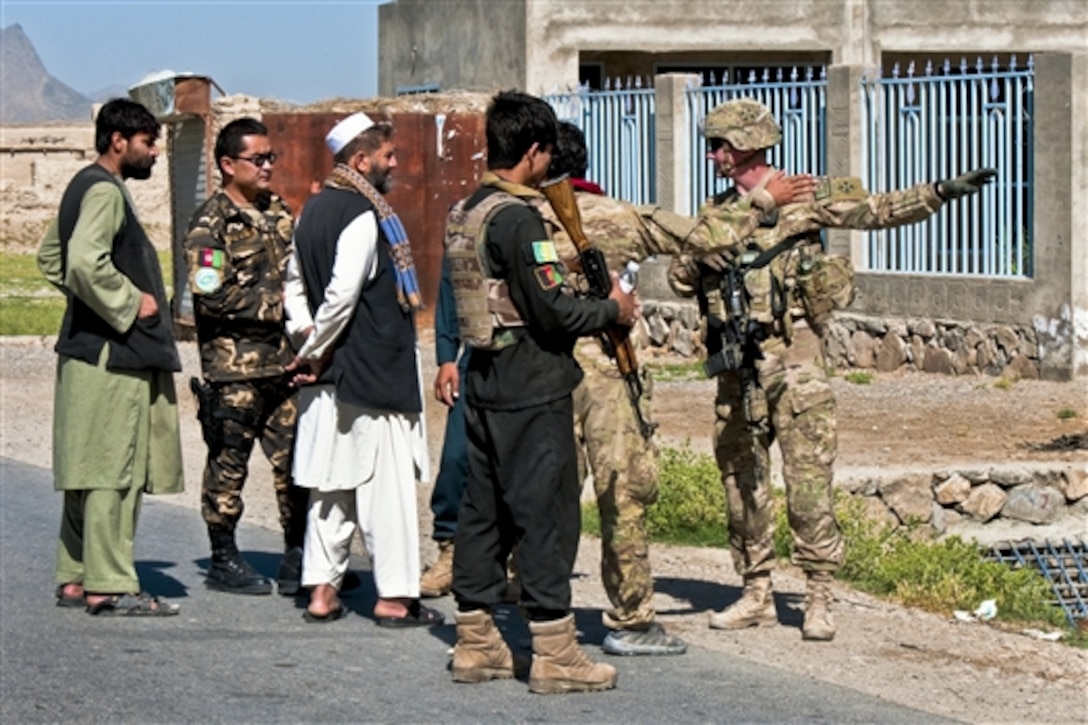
[540,176,657,440]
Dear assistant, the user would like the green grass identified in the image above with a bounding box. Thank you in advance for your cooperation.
[645,360,706,382]
[582,443,1079,641]
[843,371,873,385]
[1056,408,1078,420]
[0,250,173,336]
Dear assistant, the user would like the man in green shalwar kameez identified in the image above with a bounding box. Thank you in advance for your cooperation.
[37,98,185,616]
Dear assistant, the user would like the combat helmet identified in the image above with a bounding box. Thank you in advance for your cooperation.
[701,98,782,151]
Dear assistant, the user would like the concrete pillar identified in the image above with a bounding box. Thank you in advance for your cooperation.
[1030,53,1077,380]
[1070,53,1088,376]
[654,73,700,215]
[824,64,867,260]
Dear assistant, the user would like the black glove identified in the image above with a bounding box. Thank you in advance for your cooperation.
[937,168,997,200]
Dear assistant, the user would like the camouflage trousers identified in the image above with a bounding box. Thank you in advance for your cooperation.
[573,347,660,630]
[201,377,308,548]
[713,322,844,576]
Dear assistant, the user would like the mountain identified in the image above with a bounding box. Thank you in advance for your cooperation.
[1,24,94,123]
[84,84,130,103]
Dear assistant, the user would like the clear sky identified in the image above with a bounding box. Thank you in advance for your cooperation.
[1,0,385,103]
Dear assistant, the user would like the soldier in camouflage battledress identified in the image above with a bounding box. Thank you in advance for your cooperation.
[668,99,995,640]
[184,118,308,596]
[537,122,813,655]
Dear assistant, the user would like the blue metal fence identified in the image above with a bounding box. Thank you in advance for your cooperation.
[547,60,1034,279]
[861,57,1034,277]
[545,78,656,204]
[685,67,828,216]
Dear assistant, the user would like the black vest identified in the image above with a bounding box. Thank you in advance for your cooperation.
[293,188,420,413]
[55,164,180,372]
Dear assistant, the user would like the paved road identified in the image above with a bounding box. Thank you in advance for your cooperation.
[1,458,948,723]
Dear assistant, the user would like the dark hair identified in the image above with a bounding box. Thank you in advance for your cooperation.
[215,117,269,171]
[333,122,394,165]
[94,98,160,154]
[485,90,557,170]
[549,121,588,179]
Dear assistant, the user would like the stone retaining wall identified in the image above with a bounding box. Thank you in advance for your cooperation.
[634,299,1043,380]
[838,463,1088,536]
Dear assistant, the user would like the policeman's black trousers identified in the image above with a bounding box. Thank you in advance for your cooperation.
[452,395,581,617]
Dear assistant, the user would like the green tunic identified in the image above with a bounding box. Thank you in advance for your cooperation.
[38,180,184,494]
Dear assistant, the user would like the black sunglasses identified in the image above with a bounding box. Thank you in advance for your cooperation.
[708,138,729,152]
[233,152,278,167]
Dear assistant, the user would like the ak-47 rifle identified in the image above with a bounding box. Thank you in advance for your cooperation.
[540,176,657,440]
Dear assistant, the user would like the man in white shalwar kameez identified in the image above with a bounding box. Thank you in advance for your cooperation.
[284,113,441,627]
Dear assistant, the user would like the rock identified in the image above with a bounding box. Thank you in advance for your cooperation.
[879,474,933,524]
[1059,466,1088,502]
[856,495,898,528]
[648,315,669,346]
[959,483,1007,522]
[994,326,1020,355]
[922,347,954,375]
[988,465,1037,488]
[837,474,879,497]
[934,473,971,505]
[1001,483,1064,524]
[1001,354,1039,380]
[875,333,907,373]
[670,326,694,357]
[960,468,990,484]
[908,319,936,339]
[851,330,877,369]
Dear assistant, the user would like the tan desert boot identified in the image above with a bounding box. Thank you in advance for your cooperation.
[528,614,617,694]
[420,540,454,598]
[708,572,777,630]
[451,609,516,683]
[802,571,836,641]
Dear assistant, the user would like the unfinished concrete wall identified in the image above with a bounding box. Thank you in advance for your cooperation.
[378,0,527,95]
[0,123,172,249]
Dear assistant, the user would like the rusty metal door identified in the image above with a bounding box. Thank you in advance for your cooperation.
[262,110,487,327]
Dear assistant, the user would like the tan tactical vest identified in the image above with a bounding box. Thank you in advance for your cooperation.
[444,190,526,350]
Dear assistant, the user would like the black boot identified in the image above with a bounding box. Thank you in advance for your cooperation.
[207,529,272,595]
[276,546,303,596]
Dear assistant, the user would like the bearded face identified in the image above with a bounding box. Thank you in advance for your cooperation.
[120,131,157,180]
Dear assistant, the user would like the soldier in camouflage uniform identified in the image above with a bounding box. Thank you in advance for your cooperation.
[668,98,995,640]
[537,122,814,655]
[184,118,308,596]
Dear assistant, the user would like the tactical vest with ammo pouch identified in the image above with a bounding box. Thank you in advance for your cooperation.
[444,190,527,351]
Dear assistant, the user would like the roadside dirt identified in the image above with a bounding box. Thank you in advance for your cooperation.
[2,333,1085,723]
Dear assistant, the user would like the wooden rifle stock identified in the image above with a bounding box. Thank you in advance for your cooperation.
[540,176,656,439]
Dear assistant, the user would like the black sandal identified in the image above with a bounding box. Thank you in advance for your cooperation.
[376,601,444,628]
[86,592,180,617]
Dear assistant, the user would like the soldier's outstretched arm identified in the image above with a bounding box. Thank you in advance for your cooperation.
[813,167,996,231]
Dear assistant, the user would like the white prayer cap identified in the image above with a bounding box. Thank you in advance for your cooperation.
[325,112,375,154]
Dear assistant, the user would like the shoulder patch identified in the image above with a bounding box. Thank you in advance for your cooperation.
[814,176,868,203]
[532,240,559,264]
[193,266,223,294]
[199,248,225,269]
[534,263,564,291]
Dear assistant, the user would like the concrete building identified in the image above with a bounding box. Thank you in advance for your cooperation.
[379,0,1088,379]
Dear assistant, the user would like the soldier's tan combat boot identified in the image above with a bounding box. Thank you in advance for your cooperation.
[528,614,617,694]
[452,610,516,683]
[419,540,454,598]
[708,573,776,630]
[802,571,836,641]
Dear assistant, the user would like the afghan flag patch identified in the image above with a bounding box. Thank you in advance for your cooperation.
[534,263,564,291]
[199,248,225,268]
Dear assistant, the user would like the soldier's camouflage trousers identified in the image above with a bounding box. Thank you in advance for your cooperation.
[713,322,844,577]
[573,351,659,630]
[201,377,308,548]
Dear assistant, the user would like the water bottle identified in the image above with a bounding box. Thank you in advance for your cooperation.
[618,261,640,294]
